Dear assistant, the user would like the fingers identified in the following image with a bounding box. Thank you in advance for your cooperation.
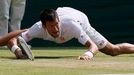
[21,29,28,32]
[77,55,93,61]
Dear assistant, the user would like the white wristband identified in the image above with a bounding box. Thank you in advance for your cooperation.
[11,45,20,53]
[84,51,93,58]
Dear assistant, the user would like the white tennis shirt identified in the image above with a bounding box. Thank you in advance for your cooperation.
[22,7,90,45]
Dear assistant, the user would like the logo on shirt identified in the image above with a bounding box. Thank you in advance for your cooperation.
[81,35,84,38]
[60,36,65,41]
[99,40,104,46]
[26,33,31,39]
[80,34,84,40]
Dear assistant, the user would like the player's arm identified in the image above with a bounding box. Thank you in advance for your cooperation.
[7,28,33,59]
[21,22,42,42]
[8,22,40,54]
[0,29,27,46]
[68,20,98,60]
[78,39,98,60]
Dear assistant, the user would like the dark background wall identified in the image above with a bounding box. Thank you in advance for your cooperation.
[22,0,134,47]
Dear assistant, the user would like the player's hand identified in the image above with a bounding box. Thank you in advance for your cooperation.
[78,55,93,60]
[14,49,27,59]
[77,51,94,60]
[20,29,28,32]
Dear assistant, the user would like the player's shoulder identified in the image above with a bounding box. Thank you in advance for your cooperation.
[61,17,81,32]
[56,7,76,13]
[35,21,42,26]
[33,21,42,29]
[60,16,76,28]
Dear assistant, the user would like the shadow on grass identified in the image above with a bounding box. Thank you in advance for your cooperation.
[35,56,77,59]
[0,56,16,59]
[0,56,77,60]
[0,56,29,60]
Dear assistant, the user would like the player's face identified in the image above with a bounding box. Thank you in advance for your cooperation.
[45,18,60,38]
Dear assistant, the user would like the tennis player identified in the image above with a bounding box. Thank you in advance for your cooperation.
[8,7,134,60]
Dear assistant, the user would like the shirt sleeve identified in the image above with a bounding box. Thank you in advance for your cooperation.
[68,20,90,45]
[21,22,42,42]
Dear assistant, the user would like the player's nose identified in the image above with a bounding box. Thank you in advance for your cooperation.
[53,26,59,32]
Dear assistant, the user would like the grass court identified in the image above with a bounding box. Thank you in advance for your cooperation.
[0,47,134,75]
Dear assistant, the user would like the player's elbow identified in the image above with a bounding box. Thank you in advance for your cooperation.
[85,40,98,50]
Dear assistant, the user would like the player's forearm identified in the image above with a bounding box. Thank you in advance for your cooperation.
[85,40,98,54]
[83,41,98,59]
[78,40,98,60]
[90,43,98,54]
[0,29,27,46]
[3,30,26,41]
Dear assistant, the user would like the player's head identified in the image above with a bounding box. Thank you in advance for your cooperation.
[40,9,59,25]
[40,9,61,38]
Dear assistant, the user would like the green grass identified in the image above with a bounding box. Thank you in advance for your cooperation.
[0,47,134,75]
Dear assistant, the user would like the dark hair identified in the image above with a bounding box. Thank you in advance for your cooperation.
[39,9,58,25]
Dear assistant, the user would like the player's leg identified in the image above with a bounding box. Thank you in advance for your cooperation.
[99,42,134,56]
[10,0,26,31]
[0,29,27,46]
[0,0,10,36]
